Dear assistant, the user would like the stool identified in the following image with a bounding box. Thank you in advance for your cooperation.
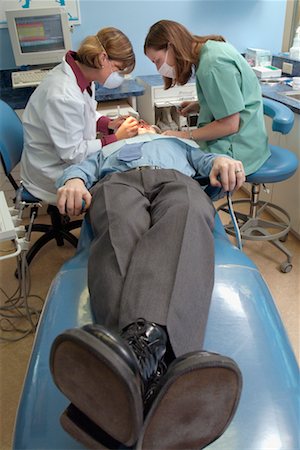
[19,186,81,265]
[218,98,299,273]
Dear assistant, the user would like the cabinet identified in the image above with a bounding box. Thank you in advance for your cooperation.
[136,75,197,129]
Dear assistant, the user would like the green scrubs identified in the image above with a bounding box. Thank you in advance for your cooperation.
[195,40,270,175]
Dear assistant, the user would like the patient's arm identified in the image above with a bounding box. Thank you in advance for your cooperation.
[57,179,92,216]
[210,157,245,192]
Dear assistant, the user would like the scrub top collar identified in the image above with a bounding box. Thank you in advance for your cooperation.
[66,50,92,95]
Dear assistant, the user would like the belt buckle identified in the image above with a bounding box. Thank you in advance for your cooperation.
[136,165,159,171]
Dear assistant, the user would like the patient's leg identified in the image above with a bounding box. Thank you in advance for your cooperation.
[88,171,150,328]
[119,169,215,356]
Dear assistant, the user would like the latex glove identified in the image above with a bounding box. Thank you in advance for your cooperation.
[115,116,139,140]
[179,101,200,116]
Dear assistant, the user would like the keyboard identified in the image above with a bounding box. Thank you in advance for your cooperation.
[11,68,51,89]
[0,191,17,242]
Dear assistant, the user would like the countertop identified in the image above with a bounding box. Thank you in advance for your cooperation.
[136,74,300,115]
[0,69,144,110]
[1,69,299,115]
[136,74,196,87]
[260,82,300,114]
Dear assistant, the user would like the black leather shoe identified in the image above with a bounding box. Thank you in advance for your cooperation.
[50,320,168,447]
[143,360,167,416]
[60,403,130,450]
[121,319,168,389]
[137,351,243,450]
[50,324,144,447]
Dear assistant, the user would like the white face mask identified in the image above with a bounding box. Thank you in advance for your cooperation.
[158,50,175,79]
[103,71,124,89]
[103,59,124,89]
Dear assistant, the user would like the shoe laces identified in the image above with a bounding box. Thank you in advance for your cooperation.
[122,319,162,381]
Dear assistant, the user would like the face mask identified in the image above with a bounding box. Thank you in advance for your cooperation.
[102,59,124,89]
[158,50,175,79]
[103,71,124,89]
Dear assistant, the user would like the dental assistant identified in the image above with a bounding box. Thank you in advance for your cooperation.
[20,27,138,204]
[144,20,271,176]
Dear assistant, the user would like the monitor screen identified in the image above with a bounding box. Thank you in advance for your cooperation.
[6,7,72,67]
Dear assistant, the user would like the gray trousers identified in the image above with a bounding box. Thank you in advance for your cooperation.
[88,169,215,356]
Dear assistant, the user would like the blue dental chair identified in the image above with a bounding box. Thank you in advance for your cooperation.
[12,101,299,449]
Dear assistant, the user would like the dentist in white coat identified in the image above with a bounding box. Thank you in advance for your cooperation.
[20,27,138,204]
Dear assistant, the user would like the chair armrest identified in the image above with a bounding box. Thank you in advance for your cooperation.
[263,97,294,135]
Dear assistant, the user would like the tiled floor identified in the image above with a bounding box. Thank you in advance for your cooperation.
[0,198,299,450]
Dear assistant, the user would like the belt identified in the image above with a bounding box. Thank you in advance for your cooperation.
[130,165,161,171]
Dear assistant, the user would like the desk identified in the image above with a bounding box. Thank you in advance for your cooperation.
[0,69,144,111]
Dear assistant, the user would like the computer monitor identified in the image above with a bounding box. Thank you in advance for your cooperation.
[5,7,72,67]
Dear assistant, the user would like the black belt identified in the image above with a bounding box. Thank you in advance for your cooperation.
[130,165,161,171]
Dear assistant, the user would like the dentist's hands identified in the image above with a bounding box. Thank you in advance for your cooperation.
[210,157,245,192]
[115,116,139,140]
[179,101,200,116]
[57,179,91,216]
[108,116,126,131]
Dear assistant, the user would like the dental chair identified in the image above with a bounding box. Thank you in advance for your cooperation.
[12,99,299,449]
[218,98,298,273]
[0,99,82,266]
[12,214,299,450]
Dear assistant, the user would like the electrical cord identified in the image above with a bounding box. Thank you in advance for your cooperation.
[0,223,44,342]
[0,260,43,342]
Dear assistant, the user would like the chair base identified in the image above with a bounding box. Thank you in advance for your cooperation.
[25,205,82,266]
[218,198,293,273]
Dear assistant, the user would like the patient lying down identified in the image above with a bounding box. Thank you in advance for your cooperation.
[50,117,245,449]
[56,118,245,216]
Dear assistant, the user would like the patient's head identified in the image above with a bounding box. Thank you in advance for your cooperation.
[137,119,161,135]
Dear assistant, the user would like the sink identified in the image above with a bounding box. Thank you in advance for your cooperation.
[278,90,300,101]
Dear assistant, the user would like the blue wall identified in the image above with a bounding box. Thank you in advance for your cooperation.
[0,0,287,76]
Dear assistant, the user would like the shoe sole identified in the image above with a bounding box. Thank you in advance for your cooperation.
[50,328,143,447]
[60,403,127,449]
[137,352,242,450]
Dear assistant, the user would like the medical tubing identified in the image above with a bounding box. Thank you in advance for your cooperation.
[0,242,22,260]
[227,192,243,250]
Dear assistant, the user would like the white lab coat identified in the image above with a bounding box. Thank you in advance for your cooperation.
[20,57,103,204]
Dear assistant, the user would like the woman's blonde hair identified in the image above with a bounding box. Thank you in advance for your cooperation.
[144,20,225,88]
[77,27,135,74]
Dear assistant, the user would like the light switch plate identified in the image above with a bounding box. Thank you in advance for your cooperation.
[282,62,293,75]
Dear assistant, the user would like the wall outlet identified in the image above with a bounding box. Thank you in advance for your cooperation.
[282,62,293,75]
